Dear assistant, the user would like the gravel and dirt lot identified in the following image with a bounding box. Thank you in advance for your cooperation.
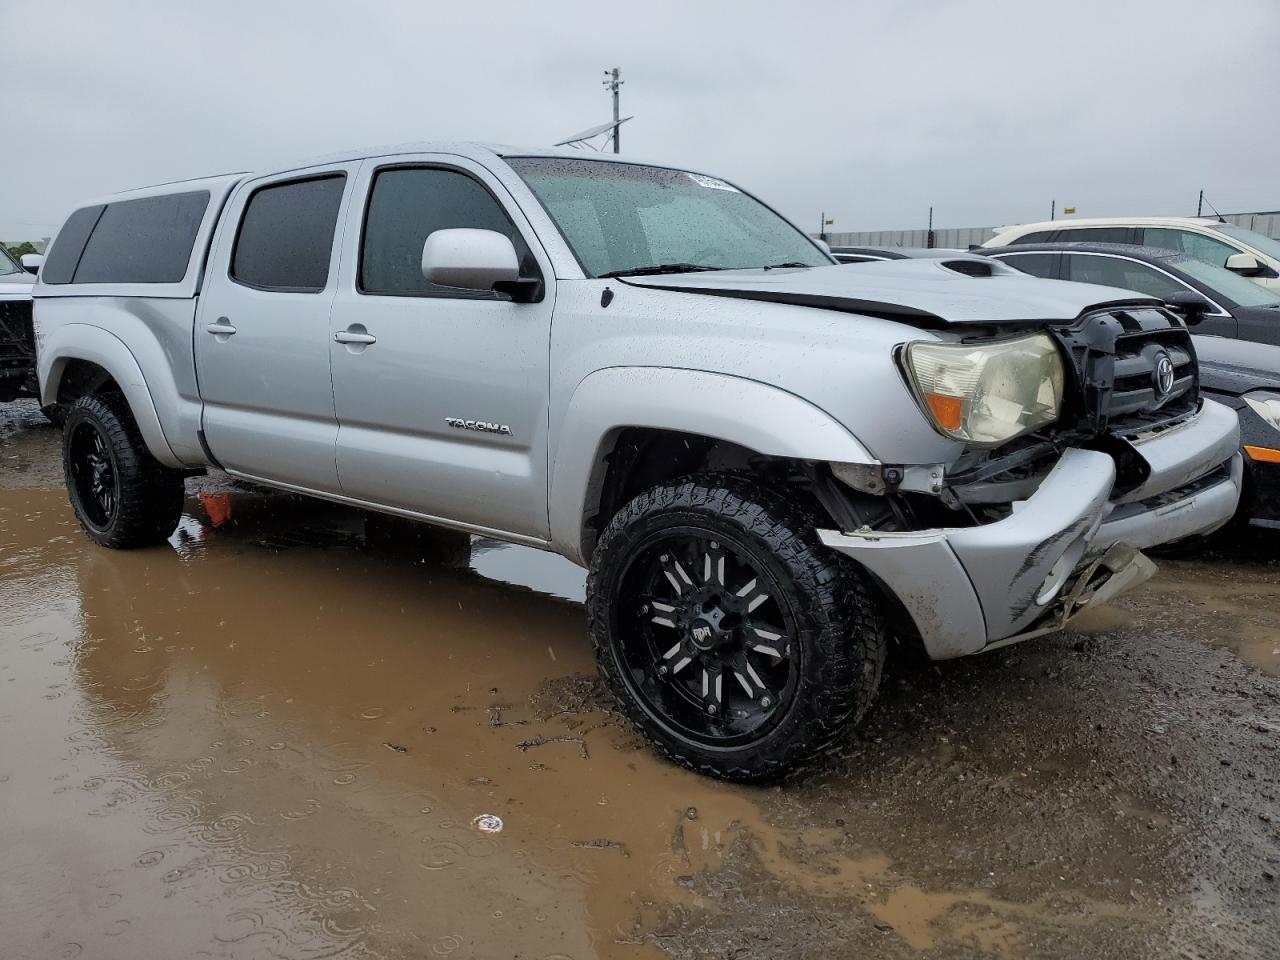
[1,399,1277,959]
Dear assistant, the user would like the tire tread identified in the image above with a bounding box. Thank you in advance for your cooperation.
[586,472,885,782]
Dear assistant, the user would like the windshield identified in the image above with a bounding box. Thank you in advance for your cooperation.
[0,245,22,277]
[506,157,831,277]
[1216,225,1280,264]
[1176,256,1280,307]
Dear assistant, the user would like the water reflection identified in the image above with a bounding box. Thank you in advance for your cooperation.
[0,487,752,959]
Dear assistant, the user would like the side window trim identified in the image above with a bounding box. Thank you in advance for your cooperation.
[229,171,348,295]
[356,161,542,301]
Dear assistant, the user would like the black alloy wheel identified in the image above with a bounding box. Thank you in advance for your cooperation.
[615,527,799,747]
[62,393,185,549]
[67,418,119,531]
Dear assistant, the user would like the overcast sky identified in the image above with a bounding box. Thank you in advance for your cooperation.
[4,0,1278,241]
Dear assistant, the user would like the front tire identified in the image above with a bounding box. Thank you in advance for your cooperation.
[587,474,885,781]
[63,394,185,548]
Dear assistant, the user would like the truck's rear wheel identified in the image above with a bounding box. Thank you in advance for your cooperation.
[587,474,885,781]
[63,394,185,549]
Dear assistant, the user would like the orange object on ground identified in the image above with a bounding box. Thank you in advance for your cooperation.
[198,492,233,527]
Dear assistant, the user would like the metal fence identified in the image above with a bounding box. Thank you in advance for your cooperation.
[820,210,1280,249]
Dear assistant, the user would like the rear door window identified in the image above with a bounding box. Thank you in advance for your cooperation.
[1056,227,1132,244]
[231,175,346,293]
[1008,230,1055,245]
[1063,254,1187,299]
[992,252,1058,278]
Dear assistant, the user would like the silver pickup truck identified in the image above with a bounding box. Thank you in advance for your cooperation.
[33,143,1242,780]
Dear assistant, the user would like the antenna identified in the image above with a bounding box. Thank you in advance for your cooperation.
[1198,190,1227,223]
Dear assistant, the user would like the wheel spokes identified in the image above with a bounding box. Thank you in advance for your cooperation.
[626,532,798,741]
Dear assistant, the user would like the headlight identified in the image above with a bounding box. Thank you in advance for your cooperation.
[902,333,1065,446]
[1244,391,1280,430]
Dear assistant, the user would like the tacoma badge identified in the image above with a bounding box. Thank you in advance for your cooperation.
[445,417,512,436]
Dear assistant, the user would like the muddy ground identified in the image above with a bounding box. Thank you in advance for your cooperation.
[1,398,1277,960]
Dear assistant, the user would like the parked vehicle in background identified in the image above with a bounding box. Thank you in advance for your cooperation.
[0,244,38,406]
[985,217,1280,290]
[983,243,1280,345]
[829,245,962,264]
[1194,336,1280,530]
[33,143,1242,780]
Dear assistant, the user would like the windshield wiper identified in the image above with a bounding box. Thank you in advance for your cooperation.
[599,263,724,279]
[761,262,813,270]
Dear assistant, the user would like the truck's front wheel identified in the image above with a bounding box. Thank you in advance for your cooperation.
[587,474,885,781]
[63,394,185,549]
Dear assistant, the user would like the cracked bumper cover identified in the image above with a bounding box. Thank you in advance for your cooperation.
[819,401,1243,660]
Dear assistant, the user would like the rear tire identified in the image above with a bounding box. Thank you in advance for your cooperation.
[62,394,185,548]
[587,473,885,782]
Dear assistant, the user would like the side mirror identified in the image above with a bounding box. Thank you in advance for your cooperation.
[20,253,43,275]
[814,239,832,255]
[1164,290,1213,325]
[1225,252,1263,276]
[421,228,519,290]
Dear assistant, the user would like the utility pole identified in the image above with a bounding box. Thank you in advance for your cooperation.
[927,206,934,249]
[603,67,623,153]
[1050,199,1056,222]
[1197,189,1204,218]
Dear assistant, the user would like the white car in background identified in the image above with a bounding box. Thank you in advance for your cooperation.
[0,244,38,405]
[984,216,1280,291]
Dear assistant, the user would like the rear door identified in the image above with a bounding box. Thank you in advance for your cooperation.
[327,154,555,540]
[195,164,358,491]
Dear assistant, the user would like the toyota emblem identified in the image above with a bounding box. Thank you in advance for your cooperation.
[1153,352,1175,398]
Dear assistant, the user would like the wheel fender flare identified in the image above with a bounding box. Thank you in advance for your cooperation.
[39,323,181,467]
[549,366,877,563]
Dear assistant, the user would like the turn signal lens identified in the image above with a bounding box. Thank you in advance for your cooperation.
[1244,445,1280,464]
[925,393,964,431]
[903,333,1065,447]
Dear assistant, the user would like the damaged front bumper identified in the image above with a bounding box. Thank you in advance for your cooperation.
[819,400,1243,659]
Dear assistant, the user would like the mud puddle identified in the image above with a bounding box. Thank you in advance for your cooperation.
[2,400,1278,958]
[2,483,1119,959]
[1138,560,1280,676]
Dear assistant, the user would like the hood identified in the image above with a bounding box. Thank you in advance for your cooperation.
[619,258,1159,327]
[1194,334,1280,395]
[0,275,35,298]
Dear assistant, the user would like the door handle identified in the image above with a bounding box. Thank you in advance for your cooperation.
[205,318,237,337]
[334,330,377,345]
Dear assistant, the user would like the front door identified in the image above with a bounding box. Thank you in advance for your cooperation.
[327,156,555,540]
[1061,253,1239,340]
[195,165,357,491]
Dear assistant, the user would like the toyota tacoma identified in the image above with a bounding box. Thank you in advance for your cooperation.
[33,144,1242,780]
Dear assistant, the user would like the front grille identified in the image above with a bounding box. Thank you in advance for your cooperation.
[1053,305,1199,440]
[0,299,36,402]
